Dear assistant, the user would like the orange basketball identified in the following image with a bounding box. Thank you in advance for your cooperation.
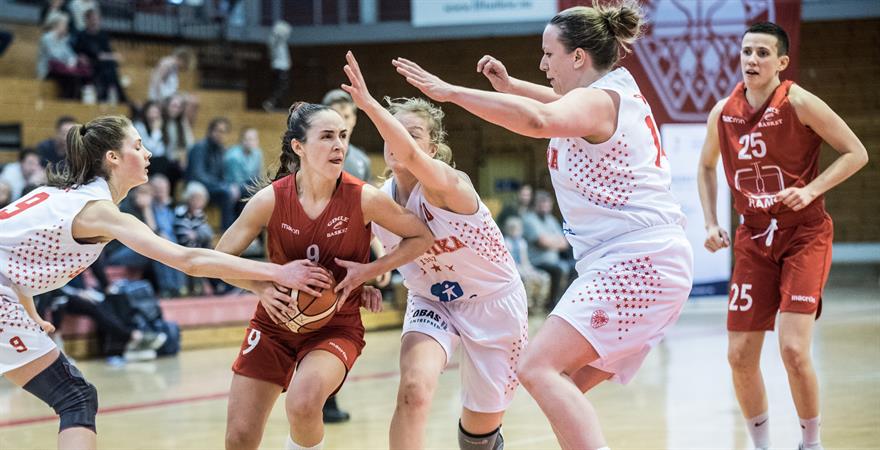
[280,269,339,334]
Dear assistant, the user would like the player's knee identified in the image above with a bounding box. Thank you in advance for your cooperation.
[225,425,260,450]
[516,358,545,392]
[286,390,324,423]
[397,377,434,412]
[780,343,811,374]
[23,354,99,433]
[727,345,758,372]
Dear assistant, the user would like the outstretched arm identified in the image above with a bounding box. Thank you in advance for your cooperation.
[476,54,560,103]
[779,85,869,210]
[333,184,433,303]
[697,100,731,253]
[342,51,477,213]
[73,200,320,290]
[393,57,615,140]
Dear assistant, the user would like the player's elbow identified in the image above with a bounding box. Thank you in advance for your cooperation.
[175,248,201,275]
[522,112,551,138]
[854,148,869,169]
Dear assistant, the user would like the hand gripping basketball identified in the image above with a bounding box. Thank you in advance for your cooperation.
[279,269,339,333]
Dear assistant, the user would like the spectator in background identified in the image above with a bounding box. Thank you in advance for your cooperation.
[187,117,239,230]
[37,12,92,99]
[0,149,47,200]
[0,180,11,208]
[503,216,551,313]
[136,101,183,188]
[174,181,217,295]
[522,190,573,309]
[107,184,186,298]
[149,173,174,210]
[496,183,533,231]
[223,127,263,195]
[36,115,77,167]
[67,0,98,32]
[149,46,193,102]
[73,8,128,104]
[40,0,72,30]
[262,20,291,112]
[322,89,371,182]
[163,93,195,173]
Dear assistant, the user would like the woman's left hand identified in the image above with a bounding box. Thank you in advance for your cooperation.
[341,51,377,110]
[392,57,456,102]
[333,258,374,310]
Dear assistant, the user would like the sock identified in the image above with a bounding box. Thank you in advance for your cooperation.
[458,421,503,450]
[286,435,324,450]
[746,412,770,449]
[800,416,821,447]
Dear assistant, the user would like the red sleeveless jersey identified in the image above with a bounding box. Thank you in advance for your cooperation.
[717,80,824,217]
[265,172,371,317]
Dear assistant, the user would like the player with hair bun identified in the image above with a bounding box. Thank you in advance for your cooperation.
[393,2,694,448]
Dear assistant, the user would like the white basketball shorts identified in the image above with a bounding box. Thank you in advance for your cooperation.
[402,284,528,413]
[1,284,57,375]
[551,225,693,384]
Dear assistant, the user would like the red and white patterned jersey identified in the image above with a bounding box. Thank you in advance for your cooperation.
[717,80,825,217]
[372,180,521,303]
[0,178,112,298]
[547,68,686,261]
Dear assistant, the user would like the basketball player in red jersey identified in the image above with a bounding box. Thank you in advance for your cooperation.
[698,22,868,450]
[0,116,347,450]
[215,102,433,450]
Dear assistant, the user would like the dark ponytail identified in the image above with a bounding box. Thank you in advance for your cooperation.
[47,115,132,189]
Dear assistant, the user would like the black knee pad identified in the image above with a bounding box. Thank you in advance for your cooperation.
[459,421,503,450]
[23,353,98,432]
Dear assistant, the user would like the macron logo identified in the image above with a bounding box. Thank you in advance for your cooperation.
[791,295,816,303]
[722,115,746,124]
[281,223,300,235]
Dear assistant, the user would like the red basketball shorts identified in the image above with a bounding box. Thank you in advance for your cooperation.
[727,211,833,332]
[232,311,365,391]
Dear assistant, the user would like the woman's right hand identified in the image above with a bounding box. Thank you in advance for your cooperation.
[704,224,731,253]
[274,259,333,297]
[254,281,295,324]
[476,55,511,92]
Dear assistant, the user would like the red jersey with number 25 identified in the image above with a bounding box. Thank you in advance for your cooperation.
[718,80,825,216]
[265,172,371,317]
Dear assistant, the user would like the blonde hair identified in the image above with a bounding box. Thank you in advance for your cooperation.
[550,0,643,71]
[385,97,454,167]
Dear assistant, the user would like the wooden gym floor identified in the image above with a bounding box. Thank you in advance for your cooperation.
[1,285,878,449]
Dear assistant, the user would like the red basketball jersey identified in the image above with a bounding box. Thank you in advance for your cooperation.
[717,80,825,217]
[266,172,371,317]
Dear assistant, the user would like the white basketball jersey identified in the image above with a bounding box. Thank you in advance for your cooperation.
[547,68,686,261]
[0,178,112,298]
[372,180,521,303]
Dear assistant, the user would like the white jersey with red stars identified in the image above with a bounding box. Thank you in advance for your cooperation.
[372,179,522,303]
[547,68,686,261]
[0,178,112,299]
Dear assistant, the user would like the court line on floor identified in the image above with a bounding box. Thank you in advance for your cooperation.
[0,364,458,429]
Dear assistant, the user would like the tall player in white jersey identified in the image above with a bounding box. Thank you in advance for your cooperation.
[0,116,334,450]
[394,3,694,449]
[341,52,527,450]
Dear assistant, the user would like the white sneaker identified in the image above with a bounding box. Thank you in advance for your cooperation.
[799,443,824,450]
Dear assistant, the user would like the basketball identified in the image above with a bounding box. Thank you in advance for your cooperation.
[279,269,339,333]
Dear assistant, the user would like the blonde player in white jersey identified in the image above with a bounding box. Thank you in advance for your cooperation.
[394,3,694,449]
[341,52,527,450]
[0,116,335,450]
